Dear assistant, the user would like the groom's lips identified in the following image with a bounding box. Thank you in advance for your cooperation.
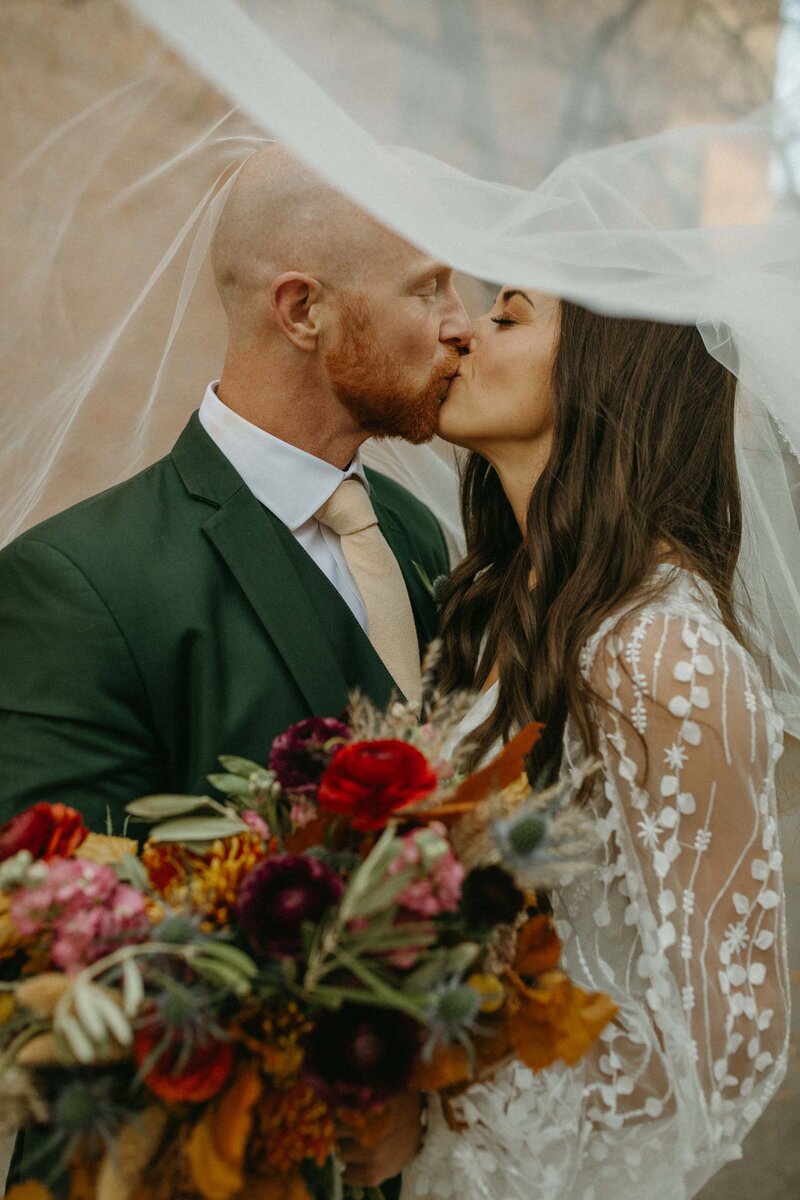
[439,369,460,405]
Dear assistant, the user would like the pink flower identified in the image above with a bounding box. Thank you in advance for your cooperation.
[10,858,149,972]
[241,810,270,841]
[289,797,317,829]
[388,824,465,918]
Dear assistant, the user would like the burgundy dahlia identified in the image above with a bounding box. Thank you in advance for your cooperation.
[269,717,353,794]
[235,854,344,958]
[460,864,525,928]
[302,1004,420,1108]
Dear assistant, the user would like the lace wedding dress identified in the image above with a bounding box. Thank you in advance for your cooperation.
[402,565,789,1200]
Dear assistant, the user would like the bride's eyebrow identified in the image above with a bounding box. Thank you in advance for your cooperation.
[501,288,535,308]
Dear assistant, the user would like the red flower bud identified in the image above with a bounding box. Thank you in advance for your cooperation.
[318,740,438,832]
[0,802,88,863]
[133,1026,234,1104]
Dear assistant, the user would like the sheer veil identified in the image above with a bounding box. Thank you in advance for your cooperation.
[1,0,799,738]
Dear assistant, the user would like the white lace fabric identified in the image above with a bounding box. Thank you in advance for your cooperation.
[403,567,789,1200]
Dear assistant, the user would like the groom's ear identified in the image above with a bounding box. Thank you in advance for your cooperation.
[270,272,323,351]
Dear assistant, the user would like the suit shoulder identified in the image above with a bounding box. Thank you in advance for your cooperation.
[2,453,178,559]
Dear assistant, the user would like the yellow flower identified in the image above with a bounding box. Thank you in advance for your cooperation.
[0,991,15,1025]
[251,1080,335,1173]
[189,833,265,926]
[75,833,138,866]
[467,972,505,1013]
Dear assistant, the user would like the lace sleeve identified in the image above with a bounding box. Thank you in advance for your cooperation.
[402,592,789,1200]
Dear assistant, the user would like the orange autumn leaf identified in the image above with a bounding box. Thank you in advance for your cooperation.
[243,1173,312,1200]
[450,722,543,810]
[514,915,563,977]
[212,1061,263,1166]
[506,968,617,1071]
[186,1063,263,1200]
[409,1041,473,1092]
[4,1184,53,1200]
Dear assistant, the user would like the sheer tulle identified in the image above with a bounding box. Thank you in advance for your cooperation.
[405,567,789,1200]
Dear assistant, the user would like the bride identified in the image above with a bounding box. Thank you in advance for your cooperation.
[376,287,788,1199]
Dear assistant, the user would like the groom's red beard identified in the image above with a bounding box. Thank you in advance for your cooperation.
[324,296,459,444]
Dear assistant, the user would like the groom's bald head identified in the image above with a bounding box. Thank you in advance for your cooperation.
[211,143,403,337]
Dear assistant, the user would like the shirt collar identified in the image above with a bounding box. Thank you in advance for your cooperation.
[198,384,369,529]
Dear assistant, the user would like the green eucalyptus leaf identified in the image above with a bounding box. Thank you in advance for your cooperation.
[193,942,259,977]
[217,755,268,777]
[191,958,252,997]
[207,773,252,797]
[126,794,218,820]
[147,815,250,843]
[114,854,151,891]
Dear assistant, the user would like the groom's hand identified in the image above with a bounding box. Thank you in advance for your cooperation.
[336,1091,425,1189]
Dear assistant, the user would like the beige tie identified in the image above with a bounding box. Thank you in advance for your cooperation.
[315,479,422,705]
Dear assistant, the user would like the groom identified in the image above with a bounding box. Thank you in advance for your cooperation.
[0,146,470,831]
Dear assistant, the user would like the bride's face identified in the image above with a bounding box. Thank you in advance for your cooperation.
[438,287,559,460]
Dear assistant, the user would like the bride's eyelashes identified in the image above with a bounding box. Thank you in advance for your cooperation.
[491,314,517,327]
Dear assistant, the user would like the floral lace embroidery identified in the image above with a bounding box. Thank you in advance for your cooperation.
[403,568,789,1200]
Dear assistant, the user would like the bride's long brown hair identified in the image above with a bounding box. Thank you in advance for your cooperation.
[437,301,746,778]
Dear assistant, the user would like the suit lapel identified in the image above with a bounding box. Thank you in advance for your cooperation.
[172,415,354,716]
[170,414,433,711]
[203,491,355,716]
[269,515,401,707]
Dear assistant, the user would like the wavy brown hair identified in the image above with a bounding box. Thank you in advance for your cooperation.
[437,301,746,780]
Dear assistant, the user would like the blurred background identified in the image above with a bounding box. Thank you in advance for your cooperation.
[1,4,798,1195]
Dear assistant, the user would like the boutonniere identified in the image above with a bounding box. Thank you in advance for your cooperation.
[411,561,449,605]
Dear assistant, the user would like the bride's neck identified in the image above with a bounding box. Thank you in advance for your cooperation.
[484,437,552,533]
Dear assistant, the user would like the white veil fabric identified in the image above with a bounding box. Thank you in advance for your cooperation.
[0,3,799,1196]
[2,0,798,737]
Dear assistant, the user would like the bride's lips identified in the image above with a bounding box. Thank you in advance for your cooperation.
[439,369,460,404]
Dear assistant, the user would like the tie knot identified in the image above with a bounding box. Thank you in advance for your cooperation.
[315,478,377,537]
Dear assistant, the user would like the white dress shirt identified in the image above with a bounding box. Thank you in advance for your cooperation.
[198,384,370,631]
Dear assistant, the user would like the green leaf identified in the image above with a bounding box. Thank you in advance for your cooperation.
[147,815,250,843]
[206,773,253,797]
[125,794,219,820]
[190,958,252,997]
[191,941,259,978]
[411,559,435,599]
[353,867,418,918]
[122,959,144,1018]
[217,755,268,777]
[114,853,151,891]
[331,949,428,1021]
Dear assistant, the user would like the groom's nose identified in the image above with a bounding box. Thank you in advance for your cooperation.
[439,282,472,347]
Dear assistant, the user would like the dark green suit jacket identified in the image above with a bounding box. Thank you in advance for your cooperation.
[0,414,448,828]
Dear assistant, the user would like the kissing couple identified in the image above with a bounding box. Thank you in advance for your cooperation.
[0,145,788,1200]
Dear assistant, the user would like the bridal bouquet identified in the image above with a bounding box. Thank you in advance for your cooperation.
[0,692,615,1200]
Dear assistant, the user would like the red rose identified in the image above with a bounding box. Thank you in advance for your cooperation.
[0,802,88,863]
[133,1026,234,1104]
[317,740,438,832]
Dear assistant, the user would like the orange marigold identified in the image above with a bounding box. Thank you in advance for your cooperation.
[335,1103,392,1149]
[251,1080,335,1173]
[143,833,267,928]
[188,833,267,927]
[231,1001,312,1082]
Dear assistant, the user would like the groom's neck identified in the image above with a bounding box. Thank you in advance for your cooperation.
[216,349,366,469]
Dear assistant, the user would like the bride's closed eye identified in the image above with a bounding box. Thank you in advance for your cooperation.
[491,314,517,327]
